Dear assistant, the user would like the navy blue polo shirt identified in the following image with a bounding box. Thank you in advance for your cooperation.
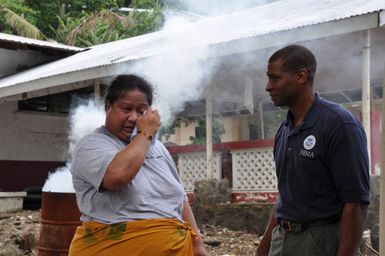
[274,93,370,223]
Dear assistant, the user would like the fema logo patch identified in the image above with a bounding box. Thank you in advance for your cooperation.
[303,135,316,150]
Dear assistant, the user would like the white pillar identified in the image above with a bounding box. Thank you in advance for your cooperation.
[244,76,254,114]
[362,29,371,171]
[380,63,385,256]
[206,84,214,180]
[258,101,265,139]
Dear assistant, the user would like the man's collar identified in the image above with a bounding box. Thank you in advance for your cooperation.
[284,93,321,128]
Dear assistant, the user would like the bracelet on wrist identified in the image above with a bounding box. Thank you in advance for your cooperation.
[137,130,153,142]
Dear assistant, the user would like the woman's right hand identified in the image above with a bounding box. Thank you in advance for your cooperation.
[193,237,208,256]
[136,107,161,137]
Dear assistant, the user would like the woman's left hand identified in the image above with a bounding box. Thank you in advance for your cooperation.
[193,237,208,256]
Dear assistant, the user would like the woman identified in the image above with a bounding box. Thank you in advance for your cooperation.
[69,74,207,256]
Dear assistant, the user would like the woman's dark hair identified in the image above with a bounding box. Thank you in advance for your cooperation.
[105,74,153,107]
[269,44,317,84]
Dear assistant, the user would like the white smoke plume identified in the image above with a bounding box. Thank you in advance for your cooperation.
[43,101,105,192]
[42,163,74,193]
[125,16,218,125]
[68,101,105,157]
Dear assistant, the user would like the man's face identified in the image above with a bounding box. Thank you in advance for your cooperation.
[265,59,300,107]
[105,90,149,143]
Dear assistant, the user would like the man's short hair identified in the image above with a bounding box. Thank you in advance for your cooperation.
[269,44,317,84]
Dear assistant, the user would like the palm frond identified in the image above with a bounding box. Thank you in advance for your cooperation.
[66,10,132,45]
[2,7,46,40]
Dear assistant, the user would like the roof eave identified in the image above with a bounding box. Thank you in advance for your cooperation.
[212,11,381,58]
[0,62,124,100]
[0,11,383,100]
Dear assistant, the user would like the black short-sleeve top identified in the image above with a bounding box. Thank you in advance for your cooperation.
[274,93,370,223]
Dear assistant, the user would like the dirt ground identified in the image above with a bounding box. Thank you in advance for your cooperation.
[0,210,260,256]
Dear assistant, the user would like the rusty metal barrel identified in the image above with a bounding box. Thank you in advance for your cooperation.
[38,192,81,256]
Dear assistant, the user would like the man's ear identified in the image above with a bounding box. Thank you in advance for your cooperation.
[296,68,308,84]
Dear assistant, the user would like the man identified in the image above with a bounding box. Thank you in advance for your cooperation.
[256,45,370,256]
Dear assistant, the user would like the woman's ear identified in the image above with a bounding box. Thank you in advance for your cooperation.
[105,102,111,113]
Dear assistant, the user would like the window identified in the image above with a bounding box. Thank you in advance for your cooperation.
[18,85,105,114]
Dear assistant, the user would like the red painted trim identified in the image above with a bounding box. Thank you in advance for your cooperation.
[186,192,278,204]
[167,144,206,154]
[167,139,274,154]
[232,192,278,203]
[0,160,64,191]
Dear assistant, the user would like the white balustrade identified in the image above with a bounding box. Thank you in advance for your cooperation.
[177,152,221,192]
[231,147,277,191]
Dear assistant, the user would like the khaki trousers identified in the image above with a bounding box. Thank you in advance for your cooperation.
[269,223,339,256]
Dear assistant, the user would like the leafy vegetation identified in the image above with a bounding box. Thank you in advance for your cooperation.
[0,0,43,39]
[159,119,181,141]
[189,120,226,145]
[0,0,164,47]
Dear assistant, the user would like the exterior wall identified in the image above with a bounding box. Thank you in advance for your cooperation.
[0,101,69,161]
[220,116,241,142]
[0,160,64,191]
[0,101,69,191]
[165,121,198,145]
[221,115,259,142]
[164,116,253,145]
[0,48,57,77]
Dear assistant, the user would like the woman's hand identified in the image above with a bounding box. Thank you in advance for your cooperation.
[193,237,208,256]
[136,107,160,137]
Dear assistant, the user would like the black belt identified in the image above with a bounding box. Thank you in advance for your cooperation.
[278,219,338,232]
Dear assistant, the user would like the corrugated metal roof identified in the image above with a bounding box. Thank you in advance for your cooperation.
[0,0,384,93]
[0,32,83,52]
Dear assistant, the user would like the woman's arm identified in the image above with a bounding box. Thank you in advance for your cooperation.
[102,133,151,190]
[182,201,208,256]
[102,109,160,190]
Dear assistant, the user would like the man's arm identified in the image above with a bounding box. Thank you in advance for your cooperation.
[256,200,278,256]
[337,202,368,256]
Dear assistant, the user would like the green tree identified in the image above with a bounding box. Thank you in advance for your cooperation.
[1,0,164,46]
[189,120,226,145]
[124,2,164,38]
[25,0,121,39]
[52,0,163,47]
[56,9,132,47]
[159,119,181,141]
[0,0,45,39]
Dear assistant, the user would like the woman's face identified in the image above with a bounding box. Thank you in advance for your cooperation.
[105,89,149,143]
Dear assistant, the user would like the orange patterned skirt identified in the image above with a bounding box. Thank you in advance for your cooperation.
[68,218,197,256]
